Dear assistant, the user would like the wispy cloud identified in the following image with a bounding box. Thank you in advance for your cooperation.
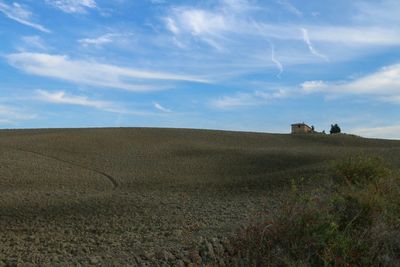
[19,35,48,51]
[153,102,172,113]
[78,34,114,47]
[149,0,166,4]
[0,104,36,124]
[35,89,161,116]
[7,53,208,92]
[212,89,289,109]
[301,28,329,61]
[35,89,124,113]
[303,26,400,46]
[165,17,180,34]
[277,0,302,17]
[301,64,400,102]
[169,8,228,36]
[0,1,50,33]
[164,5,233,51]
[270,42,283,78]
[352,124,400,140]
[164,0,260,44]
[160,0,400,79]
[45,0,97,14]
[220,0,256,12]
[165,0,400,49]
[78,32,135,49]
[354,0,400,25]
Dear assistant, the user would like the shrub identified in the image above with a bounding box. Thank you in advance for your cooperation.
[330,124,341,134]
[334,155,391,188]
[232,156,400,266]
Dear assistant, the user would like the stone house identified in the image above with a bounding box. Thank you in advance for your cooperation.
[291,123,313,134]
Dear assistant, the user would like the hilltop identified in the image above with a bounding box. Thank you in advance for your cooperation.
[0,128,399,265]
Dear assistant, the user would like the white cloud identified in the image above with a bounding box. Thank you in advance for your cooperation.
[175,8,228,36]
[354,0,400,25]
[339,65,400,95]
[0,1,50,33]
[165,1,255,42]
[220,0,255,12]
[212,89,289,109]
[78,32,135,49]
[153,102,171,113]
[78,33,117,47]
[302,64,400,97]
[153,0,400,88]
[305,26,400,46]
[164,5,233,51]
[253,22,400,46]
[165,2,400,47]
[7,53,208,92]
[301,80,327,93]
[35,89,161,116]
[301,28,329,61]
[165,17,180,35]
[149,0,166,4]
[160,1,400,78]
[35,89,125,113]
[270,42,283,77]
[20,36,47,51]
[0,105,36,124]
[45,0,96,14]
[301,64,400,105]
[277,0,302,17]
[352,124,400,140]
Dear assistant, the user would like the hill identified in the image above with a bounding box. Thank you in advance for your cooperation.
[0,128,399,265]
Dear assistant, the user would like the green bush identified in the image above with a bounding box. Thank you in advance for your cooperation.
[232,156,400,266]
[330,124,341,134]
[334,155,390,187]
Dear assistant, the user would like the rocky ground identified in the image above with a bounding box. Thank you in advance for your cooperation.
[0,188,276,266]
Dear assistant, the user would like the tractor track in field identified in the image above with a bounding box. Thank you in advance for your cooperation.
[10,147,119,189]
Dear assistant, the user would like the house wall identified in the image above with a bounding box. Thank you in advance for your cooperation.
[291,125,312,134]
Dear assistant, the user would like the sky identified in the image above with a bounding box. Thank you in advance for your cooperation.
[0,0,399,139]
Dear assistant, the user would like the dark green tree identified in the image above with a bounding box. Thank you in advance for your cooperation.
[330,124,341,134]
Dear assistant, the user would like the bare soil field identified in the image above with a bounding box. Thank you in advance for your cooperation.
[0,128,399,266]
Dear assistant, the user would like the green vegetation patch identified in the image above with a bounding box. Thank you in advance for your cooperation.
[233,156,400,266]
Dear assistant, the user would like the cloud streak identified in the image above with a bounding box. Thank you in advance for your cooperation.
[78,32,134,48]
[0,104,36,124]
[36,89,122,112]
[7,53,208,92]
[301,28,329,61]
[277,0,302,17]
[270,42,283,78]
[0,1,50,33]
[165,6,230,50]
[45,0,97,14]
[212,89,289,109]
[78,33,117,47]
[20,35,48,51]
[153,102,172,113]
[35,90,161,116]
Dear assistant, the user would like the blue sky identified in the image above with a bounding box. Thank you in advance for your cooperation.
[0,0,399,139]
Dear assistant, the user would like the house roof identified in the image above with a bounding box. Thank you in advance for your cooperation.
[291,123,311,127]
